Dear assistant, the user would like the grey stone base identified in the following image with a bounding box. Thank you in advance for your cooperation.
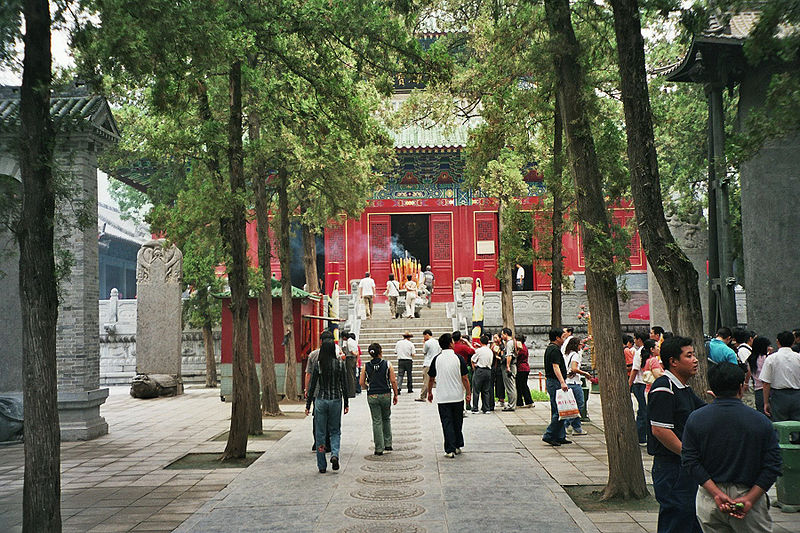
[57,388,109,441]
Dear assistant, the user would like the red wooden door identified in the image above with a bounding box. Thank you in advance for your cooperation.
[474,212,499,290]
[429,213,453,301]
[368,214,392,298]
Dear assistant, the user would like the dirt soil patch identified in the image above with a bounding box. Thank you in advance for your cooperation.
[210,430,289,442]
[165,452,263,469]
[563,484,659,512]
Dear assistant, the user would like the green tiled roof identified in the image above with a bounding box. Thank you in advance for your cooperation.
[391,122,475,149]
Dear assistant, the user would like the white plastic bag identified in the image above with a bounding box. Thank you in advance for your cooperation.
[556,388,579,420]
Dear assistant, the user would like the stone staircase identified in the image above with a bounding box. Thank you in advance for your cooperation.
[357,303,453,390]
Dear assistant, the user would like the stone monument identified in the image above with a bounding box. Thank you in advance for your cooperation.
[135,239,184,393]
[647,215,709,331]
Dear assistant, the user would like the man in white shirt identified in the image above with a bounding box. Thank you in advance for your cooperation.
[394,331,416,394]
[417,329,441,402]
[358,272,376,319]
[470,333,494,413]
[761,330,800,421]
[385,274,401,319]
[515,263,525,290]
[427,333,471,458]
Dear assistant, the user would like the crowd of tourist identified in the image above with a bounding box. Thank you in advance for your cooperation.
[302,314,800,532]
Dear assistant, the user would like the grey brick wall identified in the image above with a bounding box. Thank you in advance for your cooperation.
[54,140,100,393]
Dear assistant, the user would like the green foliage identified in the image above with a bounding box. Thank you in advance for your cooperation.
[0,0,22,67]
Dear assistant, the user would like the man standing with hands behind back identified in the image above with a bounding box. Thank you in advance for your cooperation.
[682,363,781,533]
[542,329,570,446]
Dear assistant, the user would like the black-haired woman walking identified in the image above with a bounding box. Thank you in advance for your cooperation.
[360,343,399,455]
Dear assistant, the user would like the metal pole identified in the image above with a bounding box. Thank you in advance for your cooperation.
[705,85,720,335]
[710,85,738,328]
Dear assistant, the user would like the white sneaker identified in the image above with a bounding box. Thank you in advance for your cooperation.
[573,428,588,435]
[454,448,462,455]
[444,452,455,458]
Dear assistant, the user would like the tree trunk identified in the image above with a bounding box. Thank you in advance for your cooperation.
[545,0,648,500]
[248,89,282,416]
[221,60,251,460]
[301,221,320,294]
[202,322,217,387]
[498,199,515,333]
[19,1,62,529]
[550,95,564,327]
[609,0,709,394]
[278,170,300,400]
[246,319,262,435]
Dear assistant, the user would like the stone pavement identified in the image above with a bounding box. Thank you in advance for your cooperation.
[1,382,799,532]
[176,392,594,533]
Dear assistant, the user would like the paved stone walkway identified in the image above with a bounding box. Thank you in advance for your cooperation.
[2,382,799,533]
[176,392,593,533]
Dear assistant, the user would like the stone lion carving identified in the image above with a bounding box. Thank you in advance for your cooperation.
[136,239,183,284]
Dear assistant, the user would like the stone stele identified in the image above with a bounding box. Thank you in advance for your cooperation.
[135,239,183,392]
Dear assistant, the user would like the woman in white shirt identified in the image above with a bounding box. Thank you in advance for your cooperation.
[403,275,417,318]
[564,337,591,435]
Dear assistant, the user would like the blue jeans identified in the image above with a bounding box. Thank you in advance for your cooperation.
[631,383,647,443]
[567,384,584,430]
[651,456,702,533]
[543,378,566,441]
[313,398,342,470]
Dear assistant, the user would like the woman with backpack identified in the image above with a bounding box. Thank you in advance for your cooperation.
[359,343,399,455]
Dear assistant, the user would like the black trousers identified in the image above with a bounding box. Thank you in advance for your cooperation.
[472,367,492,412]
[398,359,413,392]
[345,355,357,398]
[516,370,533,406]
[492,365,505,402]
[437,401,464,453]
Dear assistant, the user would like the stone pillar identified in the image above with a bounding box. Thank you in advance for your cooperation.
[55,144,109,441]
[647,216,709,331]
[135,240,183,390]
[738,66,800,341]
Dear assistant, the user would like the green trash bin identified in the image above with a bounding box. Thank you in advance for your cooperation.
[773,421,800,513]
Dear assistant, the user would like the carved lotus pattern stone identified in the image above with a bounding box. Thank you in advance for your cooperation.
[136,239,183,284]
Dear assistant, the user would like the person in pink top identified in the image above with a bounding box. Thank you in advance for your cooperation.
[641,339,663,395]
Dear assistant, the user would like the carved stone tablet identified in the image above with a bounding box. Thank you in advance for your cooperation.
[135,239,183,388]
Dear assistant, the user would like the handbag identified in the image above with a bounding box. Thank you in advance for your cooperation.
[642,370,656,385]
[556,388,580,420]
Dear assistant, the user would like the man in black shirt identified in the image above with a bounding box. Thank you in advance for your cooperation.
[682,363,781,532]
[647,336,705,533]
[542,328,570,446]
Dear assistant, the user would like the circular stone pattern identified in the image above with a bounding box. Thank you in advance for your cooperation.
[371,443,419,452]
[361,462,423,473]
[344,503,425,520]
[350,487,424,501]
[393,426,422,432]
[392,436,422,444]
[364,452,423,462]
[337,523,426,533]
[356,473,424,485]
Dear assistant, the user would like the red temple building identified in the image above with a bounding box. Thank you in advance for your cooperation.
[248,122,646,301]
